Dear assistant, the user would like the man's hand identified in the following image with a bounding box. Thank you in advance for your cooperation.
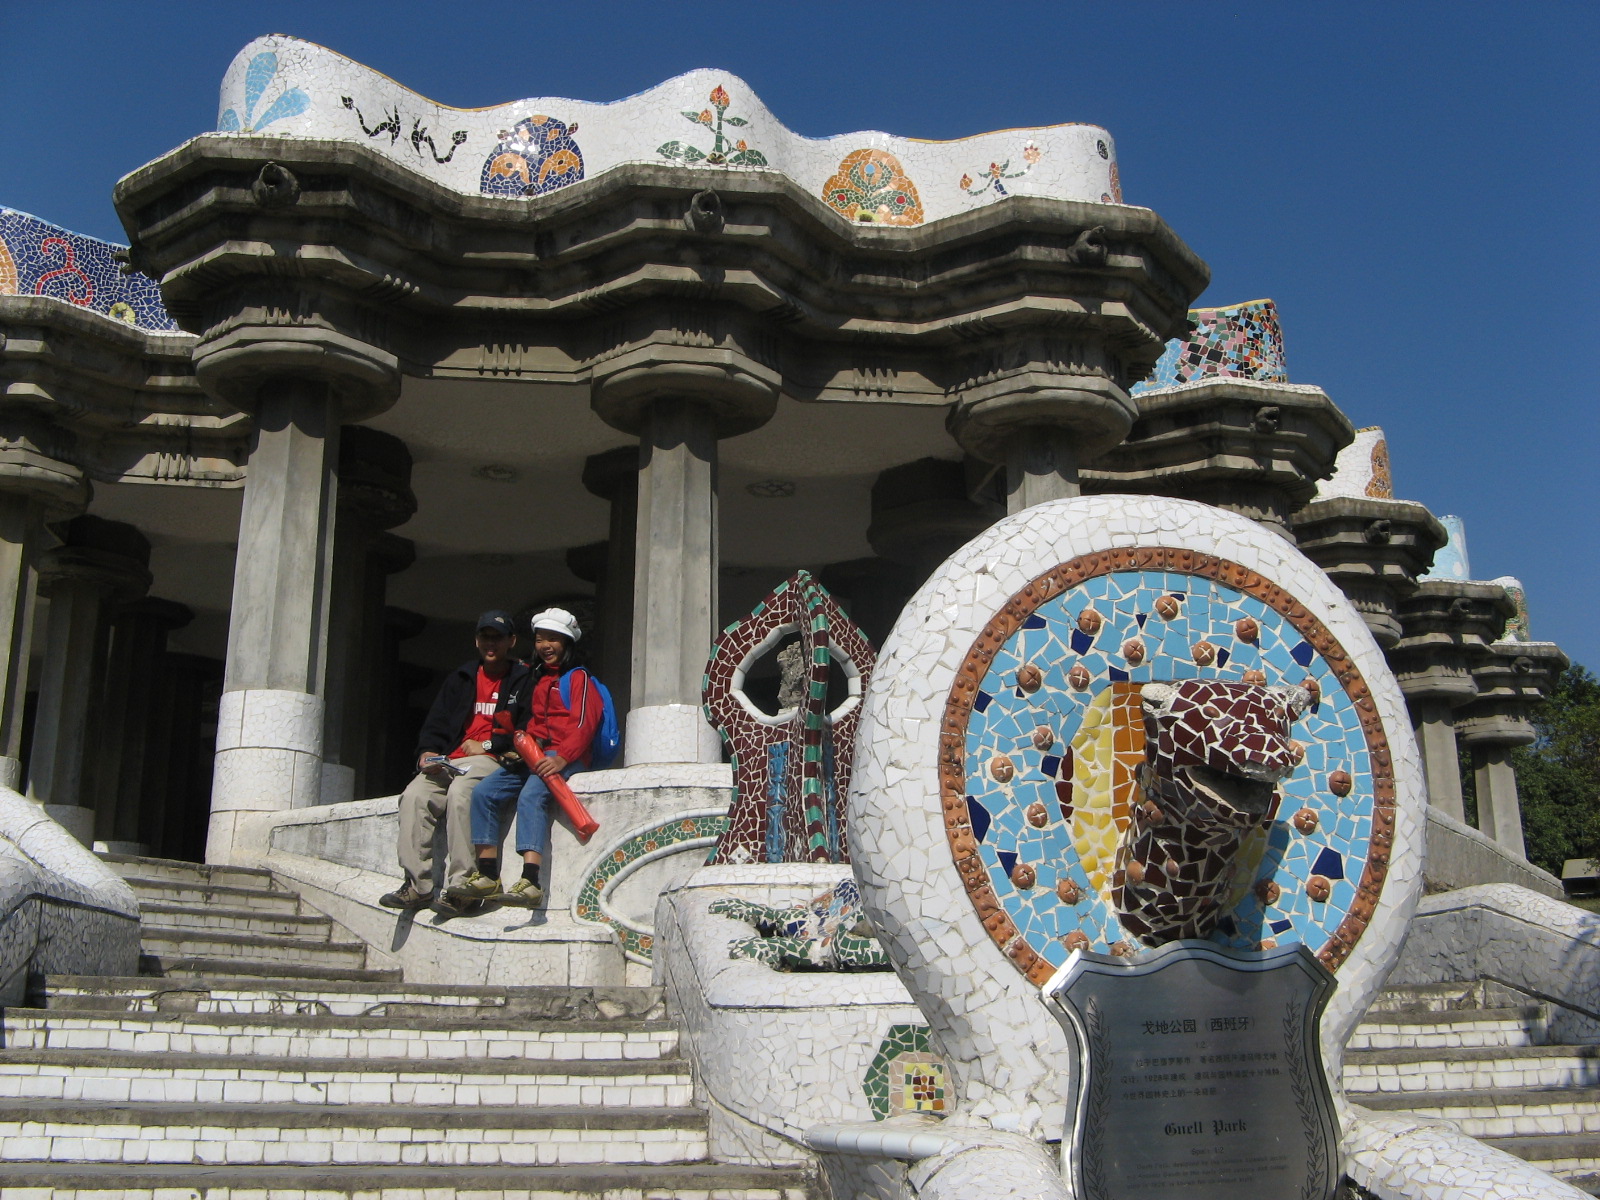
[535,753,568,778]
[462,739,488,757]
[419,753,448,774]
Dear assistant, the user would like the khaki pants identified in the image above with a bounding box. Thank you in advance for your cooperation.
[397,754,499,894]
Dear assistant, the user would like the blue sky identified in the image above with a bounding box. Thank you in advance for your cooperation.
[4,1,1596,669]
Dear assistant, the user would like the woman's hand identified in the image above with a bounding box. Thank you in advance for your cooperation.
[535,753,568,778]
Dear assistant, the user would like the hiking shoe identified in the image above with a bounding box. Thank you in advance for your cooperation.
[379,883,434,910]
[446,869,503,905]
[502,878,544,908]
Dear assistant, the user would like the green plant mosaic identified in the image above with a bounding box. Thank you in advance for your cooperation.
[573,813,730,962]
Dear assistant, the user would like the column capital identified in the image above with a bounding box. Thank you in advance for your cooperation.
[1081,379,1354,537]
[371,532,416,576]
[1390,579,1514,705]
[0,413,89,519]
[193,323,401,425]
[119,596,195,632]
[1457,640,1568,749]
[581,446,642,501]
[1289,496,1447,649]
[866,458,1002,575]
[337,426,416,531]
[589,326,778,439]
[38,515,152,604]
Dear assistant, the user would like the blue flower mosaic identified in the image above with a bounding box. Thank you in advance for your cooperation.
[0,209,177,333]
[956,566,1382,975]
[219,51,310,134]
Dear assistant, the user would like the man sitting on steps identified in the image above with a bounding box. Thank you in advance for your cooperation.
[380,610,529,917]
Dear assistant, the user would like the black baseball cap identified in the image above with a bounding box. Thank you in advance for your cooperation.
[477,610,515,636]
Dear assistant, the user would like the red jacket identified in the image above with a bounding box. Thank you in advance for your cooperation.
[523,667,603,767]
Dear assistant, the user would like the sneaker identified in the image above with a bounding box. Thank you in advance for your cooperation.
[430,893,481,919]
[379,883,434,910]
[502,878,544,908]
[445,869,503,905]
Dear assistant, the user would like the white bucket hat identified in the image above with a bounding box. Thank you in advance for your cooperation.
[530,607,582,642]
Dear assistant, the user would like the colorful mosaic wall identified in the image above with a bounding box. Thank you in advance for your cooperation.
[1132,298,1287,395]
[1316,427,1393,501]
[0,209,177,333]
[863,1024,949,1121]
[1421,515,1471,582]
[572,812,728,963]
[1490,576,1532,642]
[214,38,1126,223]
[943,550,1392,985]
[703,571,876,865]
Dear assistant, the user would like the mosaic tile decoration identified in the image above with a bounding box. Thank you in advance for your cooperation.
[1421,515,1471,582]
[862,1024,949,1121]
[1132,298,1287,395]
[572,811,729,963]
[941,549,1394,986]
[212,37,1126,222]
[1315,427,1391,501]
[703,571,876,865]
[0,209,178,333]
[823,149,923,226]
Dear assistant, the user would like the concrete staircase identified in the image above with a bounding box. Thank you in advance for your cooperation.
[1345,981,1600,1194]
[0,854,813,1199]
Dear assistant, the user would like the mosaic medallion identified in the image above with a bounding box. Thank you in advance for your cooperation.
[940,548,1394,986]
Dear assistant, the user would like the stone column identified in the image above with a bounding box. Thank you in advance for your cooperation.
[26,517,152,842]
[321,427,415,806]
[0,415,89,791]
[368,607,427,796]
[1389,581,1510,822]
[580,446,641,714]
[629,398,721,763]
[946,346,1136,515]
[1457,640,1567,858]
[590,328,778,765]
[94,598,193,853]
[819,557,920,650]
[190,308,400,863]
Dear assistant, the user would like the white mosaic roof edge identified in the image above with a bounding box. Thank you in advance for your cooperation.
[214,36,1126,223]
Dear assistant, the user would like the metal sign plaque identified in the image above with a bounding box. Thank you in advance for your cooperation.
[1042,940,1339,1200]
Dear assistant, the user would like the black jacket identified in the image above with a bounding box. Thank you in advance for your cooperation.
[413,659,531,761]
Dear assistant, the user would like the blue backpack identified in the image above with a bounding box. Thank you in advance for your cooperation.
[560,669,621,769]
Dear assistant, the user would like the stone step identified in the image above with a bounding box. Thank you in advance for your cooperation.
[0,1159,813,1199]
[1344,1044,1600,1093]
[0,1099,708,1167]
[0,1048,695,1108]
[99,853,275,890]
[4,1008,679,1060]
[1482,1134,1600,1191]
[137,902,335,939]
[119,874,304,914]
[1349,1005,1549,1050]
[1360,1086,1600,1138]
[133,955,404,984]
[137,929,369,969]
[44,975,661,1018]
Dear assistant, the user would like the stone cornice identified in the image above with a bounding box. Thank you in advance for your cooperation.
[0,295,246,488]
[114,139,1208,400]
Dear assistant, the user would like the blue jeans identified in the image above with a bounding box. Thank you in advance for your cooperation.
[469,763,583,855]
